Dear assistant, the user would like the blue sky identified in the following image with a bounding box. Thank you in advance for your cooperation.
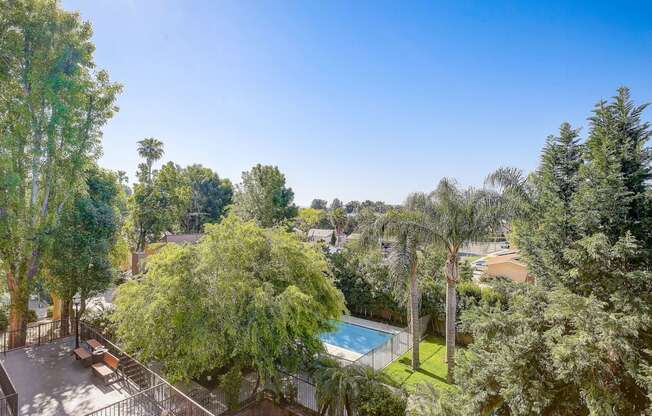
[62,0,652,206]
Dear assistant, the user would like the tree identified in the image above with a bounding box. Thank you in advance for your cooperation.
[297,208,328,232]
[456,89,652,414]
[129,162,191,251]
[311,199,328,210]
[182,164,233,232]
[362,209,433,369]
[233,164,298,227]
[329,208,347,245]
[345,200,360,214]
[452,283,650,415]
[46,167,122,333]
[408,179,502,381]
[113,215,345,383]
[136,138,164,183]
[314,361,379,416]
[330,198,343,210]
[0,0,121,344]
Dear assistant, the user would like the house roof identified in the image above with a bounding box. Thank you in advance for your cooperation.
[307,229,335,240]
[485,250,527,267]
[160,233,204,244]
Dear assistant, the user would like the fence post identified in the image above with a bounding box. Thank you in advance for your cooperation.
[38,323,41,346]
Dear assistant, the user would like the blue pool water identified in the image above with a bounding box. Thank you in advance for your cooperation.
[320,321,393,354]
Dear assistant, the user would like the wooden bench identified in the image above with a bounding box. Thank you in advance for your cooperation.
[73,347,92,367]
[86,338,104,351]
[92,352,120,385]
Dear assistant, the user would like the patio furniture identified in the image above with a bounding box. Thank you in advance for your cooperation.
[86,339,104,352]
[91,352,120,385]
[92,347,109,364]
[72,346,92,367]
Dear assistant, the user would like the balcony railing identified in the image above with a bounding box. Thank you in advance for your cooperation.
[0,361,17,416]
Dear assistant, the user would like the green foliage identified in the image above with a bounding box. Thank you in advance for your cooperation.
[220,365,243,411]
[136,138,164,183]
[310,199,328,210]
[0,0,121,331]
[356,380,407,416]
[0,307,8,331]
[113,215,345,383]
[233,164,298,227]
[84,304,117,338]
[25,309,37,323]
[182,164,233,232]
[47,168,122,302]
[329,246,402,320]
[296,208,329,232]
[453,284,650,415]
[314,362,388,416]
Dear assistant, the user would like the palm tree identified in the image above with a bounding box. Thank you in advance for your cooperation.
[116,170,128,185]
[408,178,502,382]
[314,361,379,416]
[361,209,431,370]
[137,137,164,182]
[329,207,348,245]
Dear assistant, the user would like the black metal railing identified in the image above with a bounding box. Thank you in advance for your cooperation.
[0,361,18,416]
[79,323,215,416]
[0,320,70,353]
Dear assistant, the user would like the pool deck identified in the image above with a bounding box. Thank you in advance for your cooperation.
[340,315,403,334]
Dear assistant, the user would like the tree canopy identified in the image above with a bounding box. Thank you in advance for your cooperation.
[233,164,298,227]
[0,0,121,339]
[113,215,345,383]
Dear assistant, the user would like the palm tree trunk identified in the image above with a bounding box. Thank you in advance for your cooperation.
[444,250,458,383]
[409,262,420,370]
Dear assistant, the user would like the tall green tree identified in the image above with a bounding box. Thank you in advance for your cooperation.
[329,207,347,244]
[311,199,328,210]
[47,167,122,333]
[136,137,164,183]
[113,215,345,383]
[182,164,232,232]
[330,198,343,210]
[129,162,191,251]
[314,361,382,416]
[408,179,502,381]
[456,88,652,414]
[0,0,120,344]
[362,208,432,369]
[233,164,298,227]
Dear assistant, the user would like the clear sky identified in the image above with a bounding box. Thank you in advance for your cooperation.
[61,0,652,206]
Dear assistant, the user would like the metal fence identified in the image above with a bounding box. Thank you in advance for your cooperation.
[352,315,431,371]
[0,361,17,416]
[0,320,70,353]
[85,383,217,416]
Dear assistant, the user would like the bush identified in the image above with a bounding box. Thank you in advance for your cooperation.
[356,382,406,416]
[83,304,117,337]
[26,308,38,323]
[220,365,242,411]
[0,307,8,331]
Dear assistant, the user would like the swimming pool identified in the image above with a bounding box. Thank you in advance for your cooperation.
[320,321,393,355]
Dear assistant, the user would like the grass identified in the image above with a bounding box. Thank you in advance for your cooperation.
[382,336,457,393]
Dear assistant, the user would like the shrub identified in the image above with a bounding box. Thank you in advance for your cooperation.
[220,365,242,411]
[26,308,38,323]
[0,307,8,331]
[356,382,406,416]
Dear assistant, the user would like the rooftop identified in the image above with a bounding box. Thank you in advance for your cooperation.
[0,337,130,416]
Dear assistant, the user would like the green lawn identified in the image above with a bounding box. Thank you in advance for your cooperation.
[382,336,457,393]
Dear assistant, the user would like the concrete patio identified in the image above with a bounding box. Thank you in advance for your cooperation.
[0,337,130,416]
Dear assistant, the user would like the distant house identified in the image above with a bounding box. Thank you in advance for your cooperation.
[159,233,204,245]
[307,229,335,244]
[473,249,532,283]
[132,233,205,274]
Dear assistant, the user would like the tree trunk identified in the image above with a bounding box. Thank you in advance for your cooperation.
[51,292,62,320]
[409,262,420,370]
[60,298,72,336]
[444,250,458,384]
[7,270,28,348]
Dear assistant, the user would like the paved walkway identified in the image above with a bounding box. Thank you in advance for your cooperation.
[0,337,130,416]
